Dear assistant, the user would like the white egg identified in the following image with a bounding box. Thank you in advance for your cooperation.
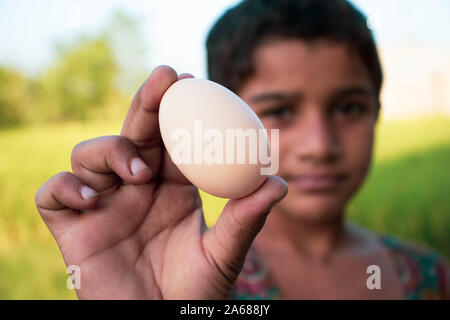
[159,78,270,199]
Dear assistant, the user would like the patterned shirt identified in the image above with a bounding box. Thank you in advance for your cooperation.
[231,234,449,300]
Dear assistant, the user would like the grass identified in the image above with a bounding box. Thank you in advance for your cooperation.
[348,116,450,256]
[348,143,450,255]
[0,116,448,299]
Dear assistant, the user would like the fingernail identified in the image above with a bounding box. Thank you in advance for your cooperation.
[81,186,99,200]
[131,157,150,176]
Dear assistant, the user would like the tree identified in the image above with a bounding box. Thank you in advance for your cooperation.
[38,36,118,121]
[0,9,148,126]
[104,9,149,93]
[0,67,33,127]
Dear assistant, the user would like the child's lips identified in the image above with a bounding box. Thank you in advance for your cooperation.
[287,174,347,192]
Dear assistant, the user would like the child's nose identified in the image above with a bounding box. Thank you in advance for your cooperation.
[293,111,342,163]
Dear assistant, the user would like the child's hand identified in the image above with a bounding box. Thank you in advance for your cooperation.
[35,65,288,299]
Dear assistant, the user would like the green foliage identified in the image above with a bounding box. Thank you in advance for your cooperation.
[347,116,450,256]
[37,36,118,122]
[0,67,34,127]
[0,36,121,127]
[103,10,149,93]
[348,144,450,254]
[0,9,147,128]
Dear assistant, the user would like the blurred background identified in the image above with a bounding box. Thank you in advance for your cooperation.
[0,0,449,299]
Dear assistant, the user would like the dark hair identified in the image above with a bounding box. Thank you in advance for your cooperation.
[206,0,383,101]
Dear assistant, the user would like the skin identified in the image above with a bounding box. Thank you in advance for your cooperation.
[35,66,288,299]
[238,39,405,299]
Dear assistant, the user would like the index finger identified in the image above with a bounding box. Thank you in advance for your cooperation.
[120,65,179,175]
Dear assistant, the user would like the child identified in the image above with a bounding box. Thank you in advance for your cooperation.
[35,0,448,299]
[207,0,449,299]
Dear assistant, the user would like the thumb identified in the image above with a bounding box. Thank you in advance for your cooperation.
[201,175,288,283]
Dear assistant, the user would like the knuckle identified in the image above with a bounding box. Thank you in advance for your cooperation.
[53,171,75,191]
[109,135,133,151]
[107,136,136,164]
[71,139,87,160]
[35,171,73,209]
[71,139,92,170]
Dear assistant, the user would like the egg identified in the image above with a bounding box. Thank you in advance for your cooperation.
[159,78,270,199]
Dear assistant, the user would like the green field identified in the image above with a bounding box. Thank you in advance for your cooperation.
[0,116,449,299]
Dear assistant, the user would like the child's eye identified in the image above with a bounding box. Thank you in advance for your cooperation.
[260,105,294,120]
[333,102,367,116]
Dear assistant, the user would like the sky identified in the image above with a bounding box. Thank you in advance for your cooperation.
[1,0,449,78]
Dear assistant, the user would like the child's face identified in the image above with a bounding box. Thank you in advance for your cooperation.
[238,39,379,223]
